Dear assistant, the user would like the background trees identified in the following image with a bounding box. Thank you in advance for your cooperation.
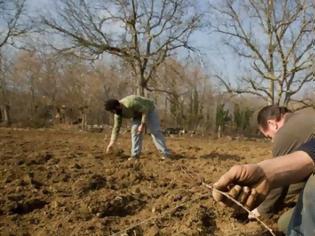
[0,0,31,125]
[42,0,203,96]
[210,0,313,106]
[0,0,313,136]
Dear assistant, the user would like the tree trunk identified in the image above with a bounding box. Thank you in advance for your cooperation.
[269,79,275,105]
[81,113,87,130]
[213,99,218,134]
[80,106,88,130]
[136,66,147,96]
[137,78,145,96]
[164,96,168,125]
[1,105,11,126]
[217,125,222,139]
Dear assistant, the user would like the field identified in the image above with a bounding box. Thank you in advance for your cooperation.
[0,128,284,236]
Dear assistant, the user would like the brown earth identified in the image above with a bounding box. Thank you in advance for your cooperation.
[0,128,286,235]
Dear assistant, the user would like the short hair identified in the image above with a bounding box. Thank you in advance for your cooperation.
[257,105,291,131]
[105,99,120,111]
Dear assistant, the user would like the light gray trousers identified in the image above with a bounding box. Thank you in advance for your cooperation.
[131,109,171,157]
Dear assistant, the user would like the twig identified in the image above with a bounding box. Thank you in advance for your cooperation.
[202,183,275,236]
[178,164,275,236]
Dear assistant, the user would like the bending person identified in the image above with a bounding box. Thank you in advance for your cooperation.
[105,95,171,160]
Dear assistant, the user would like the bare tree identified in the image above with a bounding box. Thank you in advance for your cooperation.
[210,0,313,106]
[42,0,202,96]
[152,59,214,131]
[0,0,30,125]
[8,48,133,127]
[12,51,42,122]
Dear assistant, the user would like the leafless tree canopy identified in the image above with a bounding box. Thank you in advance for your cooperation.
[0,0,313,131]
[210,0,313,105]
[0,0,31,125]
[0,0,30,48]
[42,0,203,95]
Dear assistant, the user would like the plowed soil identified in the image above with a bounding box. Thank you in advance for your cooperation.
[0,128,284,235]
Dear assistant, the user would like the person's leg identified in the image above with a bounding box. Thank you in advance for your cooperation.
[255,182,304,219]
[278,208,294,234]
[276,183,305,234]
[147,109,171,157]
[285,182,305,202]
[257,187,288,217]
[131,118,143,158]
[287,174,315,235]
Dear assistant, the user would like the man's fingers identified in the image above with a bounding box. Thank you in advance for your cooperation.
[213,185,255,209]
[212,165,243,203]
[214,165,242,191]
[213,163,269,211]
[228,185,242,199]
[213,185,242,206]
[221,185,242,208]
[212,187,224,202]
[237,186,251,205]
[245,188,258,210]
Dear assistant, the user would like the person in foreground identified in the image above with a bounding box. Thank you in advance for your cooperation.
[249,106,315,222]
[212,132,315,235]
[105,95,171,160]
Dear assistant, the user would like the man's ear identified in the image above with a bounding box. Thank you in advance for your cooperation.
[267,119,276,128]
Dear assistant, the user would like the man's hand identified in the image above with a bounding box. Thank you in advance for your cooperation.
[106,142,114,153]
[137,123,145,134]
[212,164,270,210]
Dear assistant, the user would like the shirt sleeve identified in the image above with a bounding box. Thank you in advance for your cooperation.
[297,137,315,162]
[110,114,122,142]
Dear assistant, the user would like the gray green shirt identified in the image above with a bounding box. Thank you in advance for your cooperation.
[272,108,315,157]
[110,95,155,142]
[257,108,315,214]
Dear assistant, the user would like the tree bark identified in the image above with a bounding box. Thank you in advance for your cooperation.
[137,73,145,96]
[1,105,11,126]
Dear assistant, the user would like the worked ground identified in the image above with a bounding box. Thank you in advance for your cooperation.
[0,128,285,235]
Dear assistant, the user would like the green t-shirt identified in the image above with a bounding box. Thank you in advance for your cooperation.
[110,95,155,142]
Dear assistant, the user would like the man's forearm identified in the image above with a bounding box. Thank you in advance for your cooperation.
[110,115,122,142]
[258,151,314,189]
